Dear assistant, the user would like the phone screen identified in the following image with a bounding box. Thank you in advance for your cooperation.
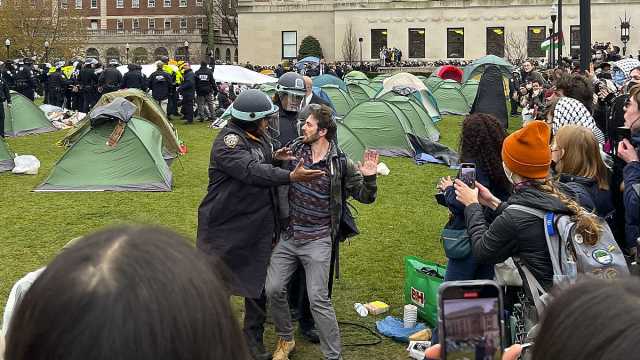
[440,282,503,360]
[458,164,476,188]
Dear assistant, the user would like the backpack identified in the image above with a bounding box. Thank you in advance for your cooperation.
[508,204,629,316]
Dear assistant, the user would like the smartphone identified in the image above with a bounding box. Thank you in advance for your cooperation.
[615,126,632,144]
[458,163,476,188]
[439,280,505,360]
[435,192,447,207]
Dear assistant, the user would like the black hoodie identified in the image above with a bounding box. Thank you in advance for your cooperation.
[464,185,572,290]
[470,65,509,129]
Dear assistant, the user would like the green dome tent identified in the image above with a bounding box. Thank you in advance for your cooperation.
[321,85,356,116]
[383,96,440,142]
[313,74,347,91]
[462,55,513,83]
[339,100,425,158]
[424,74,445,93]
[431,79,470,115]
[0,137,14,172]
[371,74,391,82]
[375,72,442,123]
[4,91,57,137]
[369,80,384,93]
[461,79,480,107]
[347,82,378,103]
[37,117,173,192]
[336,121,367,163]
[343,70,369,84]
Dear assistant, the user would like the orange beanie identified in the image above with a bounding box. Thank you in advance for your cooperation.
[501,121,551,179]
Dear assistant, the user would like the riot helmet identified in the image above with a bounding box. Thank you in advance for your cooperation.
[230,89,280,136]
[276,72,306,112]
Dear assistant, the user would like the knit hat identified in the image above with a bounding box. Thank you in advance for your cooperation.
[502,121,551,179]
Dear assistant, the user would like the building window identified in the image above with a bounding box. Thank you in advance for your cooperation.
[570,25,580,58]
[117,19,124,31]
[371,29,388,59]
[148,0,155,7]
[116,0,124,8]
[180,18,187,29]
[164,0,171,7]
[90,0,97,7]
[133,18,140,30]
[447,28,464,58]
[164,18,171,29]
[282,31,297,59]
[179,0,187,6]
[408,28,425,58]
[486,27,505,57]
[75,0,82,9]
[60,0,68,9]
[527,26,546,58]
[196,0,202,5]
[90,19,99,29]
[132,0,139,8]
[148,18,155,29]
[196,18,203,29]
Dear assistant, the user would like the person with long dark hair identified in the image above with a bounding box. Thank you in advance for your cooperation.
[437,113,511,281]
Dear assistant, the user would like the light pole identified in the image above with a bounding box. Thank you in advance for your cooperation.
[358,37,363,68]
[126,43,130,64]
[558,0,563,64]
[5,39,10,59]
[184,40,190,62]
[44,40,50,64]
[579,0,591,71]
[550,4,558,68]
[620,12,631,56]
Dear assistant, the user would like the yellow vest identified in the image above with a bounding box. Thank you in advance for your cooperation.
[162,64,183,84]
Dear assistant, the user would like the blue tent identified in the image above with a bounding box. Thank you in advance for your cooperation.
[313,74,347,91]
[295,56,320,69]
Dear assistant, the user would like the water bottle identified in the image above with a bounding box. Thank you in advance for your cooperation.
[354,303,368,317]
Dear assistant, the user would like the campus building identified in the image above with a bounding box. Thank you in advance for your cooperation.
[73,0,237,63]
[237,0,640,65]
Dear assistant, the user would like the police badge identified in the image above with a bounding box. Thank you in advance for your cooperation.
[224,134,239,148]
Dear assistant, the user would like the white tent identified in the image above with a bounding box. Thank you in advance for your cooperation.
[118,64,277,85]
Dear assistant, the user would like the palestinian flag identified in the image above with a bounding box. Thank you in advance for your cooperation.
[541,32,564,51]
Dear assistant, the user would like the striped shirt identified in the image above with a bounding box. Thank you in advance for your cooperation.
[288,144,331,241]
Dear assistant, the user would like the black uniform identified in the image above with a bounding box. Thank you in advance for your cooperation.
[178,68,196,122]
[14,65,37,101]
[195,66,216,96]
[196,122,291,344]
[47,69,66,107]
[121,66,147,91]
[98,67,123,95]
[149,70,172,102]
[78,66,99,113]
[2,65,16,91]
[0,75,11,137]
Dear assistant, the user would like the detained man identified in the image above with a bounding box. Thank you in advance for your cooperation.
[265,104,378,360]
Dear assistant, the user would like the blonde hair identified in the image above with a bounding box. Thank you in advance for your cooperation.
[554,125,609,190]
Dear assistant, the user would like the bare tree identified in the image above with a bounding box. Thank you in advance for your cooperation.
[203,0,238,54]
[504,31,528,65]
[0,0,87,60]
[341,22,358,64]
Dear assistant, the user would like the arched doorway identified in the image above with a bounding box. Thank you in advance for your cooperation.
[154,47,169,60]
[106,48,120,63]
[234,48,238,64]
[215,48,220,61]
[85,48,99,60]
[133,47,148,64]
[225,48,231,63]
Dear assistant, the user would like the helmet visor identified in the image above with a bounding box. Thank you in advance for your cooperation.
[267,112,280,138]
[284,93,303,112]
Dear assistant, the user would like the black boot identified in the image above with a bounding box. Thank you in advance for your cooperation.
[245,335,272,360]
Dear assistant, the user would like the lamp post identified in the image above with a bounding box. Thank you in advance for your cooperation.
[620,12,631,56]
[184,40,190,62]
[5,39,10,59]
[550,4,558,68]
[44,40,50,64]
[558,0,563,64]
[126,43,130,64]
[579,0,591,71]
[358,37,363,68]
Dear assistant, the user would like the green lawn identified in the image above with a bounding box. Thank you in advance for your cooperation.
[0,112,519,359]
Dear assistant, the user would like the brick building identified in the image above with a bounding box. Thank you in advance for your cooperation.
[74,0,237,64]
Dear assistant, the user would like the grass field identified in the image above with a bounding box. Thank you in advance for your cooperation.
[0,112,519,359]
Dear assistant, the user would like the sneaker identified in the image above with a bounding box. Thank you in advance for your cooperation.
[272,337,295,360]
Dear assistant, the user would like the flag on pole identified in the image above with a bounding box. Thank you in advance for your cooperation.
[541,32,564,51]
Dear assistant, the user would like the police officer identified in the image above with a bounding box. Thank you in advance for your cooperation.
[178,63,195,124]
[149,61,173,114]
[0,72,11,138]
[196,89,323,360]
[195,60,216,122]
[2,60,16,92]
[47,62,66,107]
[78,59,99,113]
[160,56,180,117]
[14,58,37,101]
[98,59,123,95]
[121,64,147,91]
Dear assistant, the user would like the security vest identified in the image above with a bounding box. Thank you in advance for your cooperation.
[162,64,183,85]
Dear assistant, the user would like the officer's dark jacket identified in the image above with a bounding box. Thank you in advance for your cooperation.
[48,70,65,90]
[194,67,215,95]
[178,69,196,100]
[78,68,98,88]
[121,69,147,91]
[99,67,123,89]
[148,70,172,101]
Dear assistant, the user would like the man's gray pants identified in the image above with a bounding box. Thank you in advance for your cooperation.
[196,93,215,120]
[265,235,342,360]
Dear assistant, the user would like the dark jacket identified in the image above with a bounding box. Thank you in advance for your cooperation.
[196,122,291,298]
[276,104,299,148]
[2,67,15,90]
[622,133,640,248]
[194,66,215,96]
[47,70,65,91]
[121,69,147,91]
[99,67,123,92]
[0,76,10,103]
[78,67,98,89]
[558,174,615,221]
[178,69,195,100]
[305,93,331,108]
[464,186,573,289]
[521,69,546,86]
[471,65,508,128]
[217,91,231,110]
[148,70,172,101]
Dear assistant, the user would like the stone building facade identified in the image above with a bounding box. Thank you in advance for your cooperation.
[75,0,237,64]
[237,0,640,65]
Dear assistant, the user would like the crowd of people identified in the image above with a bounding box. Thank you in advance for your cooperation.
[3,44,640,360]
